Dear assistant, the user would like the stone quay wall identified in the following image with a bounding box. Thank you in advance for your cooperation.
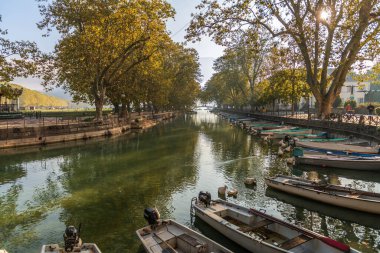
[0,112,177,149]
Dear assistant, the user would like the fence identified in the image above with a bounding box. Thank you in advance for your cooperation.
[0,111,177,142]
[220,109,380,142]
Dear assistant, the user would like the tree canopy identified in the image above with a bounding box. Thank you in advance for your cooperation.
[0,15,41,84]
[38,0,200,119]
[187,0,380,117]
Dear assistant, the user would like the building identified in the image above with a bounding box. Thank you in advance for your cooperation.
[0,85,23,112]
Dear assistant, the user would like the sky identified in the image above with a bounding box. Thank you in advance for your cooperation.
[0,0,224,97]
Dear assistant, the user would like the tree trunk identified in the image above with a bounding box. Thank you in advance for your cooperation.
[113,102,120,114]
[317,96,334,119]
[94,97,103,121]
[121,102,128,119]
[93,81,106,121]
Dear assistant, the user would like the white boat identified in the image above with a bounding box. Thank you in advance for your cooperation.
[192,194,358,253]
[41,225,101,253]
[137,207,232,253]
[265,175,380,215]
[296,141,379,155]
[41,243,101,253]
[295,153,380,170]
[136,219,232,253]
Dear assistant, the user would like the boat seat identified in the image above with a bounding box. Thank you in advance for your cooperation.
[239,219,274,233]
[162,248,177,253]
[280,234,312,250]
[177,234,201,247]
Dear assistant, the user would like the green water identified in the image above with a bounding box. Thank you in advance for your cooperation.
[0,111,379,253]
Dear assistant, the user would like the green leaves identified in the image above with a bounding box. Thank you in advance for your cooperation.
[38,1,199,117]
[188,0,380,117]
[0,17,41,83]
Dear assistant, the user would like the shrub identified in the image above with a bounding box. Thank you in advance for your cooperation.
[333,96,342,108]
[376,107,380,116]
[344,100,357,108]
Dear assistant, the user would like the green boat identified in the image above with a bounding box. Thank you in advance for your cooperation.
[297,138,347,142]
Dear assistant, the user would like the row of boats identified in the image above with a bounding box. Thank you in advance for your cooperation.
[137,185,365,253]
[222,112,380,171]
[139,109,380,253]
[138,163,380,253]
[28,170,377,253]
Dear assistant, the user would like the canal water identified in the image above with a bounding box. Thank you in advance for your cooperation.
[0,110,379,253]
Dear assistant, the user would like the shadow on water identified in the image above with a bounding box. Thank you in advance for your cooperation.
[266,188,380,230]
[0,119,201,252]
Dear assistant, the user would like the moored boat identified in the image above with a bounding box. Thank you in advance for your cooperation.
[260,128,313,138]
[296,141,379,156]
[192,192,358,253]
[137,208,232,253]
[41,225,101,253]
[265,188,380,230]
[294,153,380,170]
[265,175,380,214]
[297,138,347,142]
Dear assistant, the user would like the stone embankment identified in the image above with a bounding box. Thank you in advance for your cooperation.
[0,112,177,149]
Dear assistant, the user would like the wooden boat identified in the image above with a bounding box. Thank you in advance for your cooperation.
[41,243,101,253]
[296,141,380,156]
[192,195,358,253]
[269,131,320,139]
[136,219,232,253]
[265,188,380,230]
[261,128,313,137]
[265,175,380,214]
[297,138,347,142]
[41,226,101,253]
[294,153,380,170]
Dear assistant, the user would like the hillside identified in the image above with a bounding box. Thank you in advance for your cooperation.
[10,84,69,107]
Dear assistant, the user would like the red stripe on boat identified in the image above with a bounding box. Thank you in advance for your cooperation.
[321,237,350,252]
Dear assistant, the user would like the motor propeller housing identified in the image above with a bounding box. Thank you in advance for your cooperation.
[198,191,211,207]
[63,225,80,252]
[144,207,160,227]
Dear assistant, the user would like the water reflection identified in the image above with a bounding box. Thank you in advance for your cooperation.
[0,110,379,253]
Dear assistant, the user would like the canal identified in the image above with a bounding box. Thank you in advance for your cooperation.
[0,110,379,252]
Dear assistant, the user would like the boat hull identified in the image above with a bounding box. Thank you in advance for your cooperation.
[193,205,285,253]
[266,178,380,214]
[296,141,379,155]
[295,155,380,170]
[136,219,232,253]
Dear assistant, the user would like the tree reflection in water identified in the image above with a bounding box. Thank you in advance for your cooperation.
[0,111,379,252]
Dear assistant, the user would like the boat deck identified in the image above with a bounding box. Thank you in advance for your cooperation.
[271,176,380,202]
[137,220,232,253]
[203,201,309,250]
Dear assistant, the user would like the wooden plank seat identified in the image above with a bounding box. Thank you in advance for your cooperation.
[280,234,312,250]
[178,234,201,247]
[238,219,274,233]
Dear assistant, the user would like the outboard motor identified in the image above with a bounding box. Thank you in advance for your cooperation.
[144,207,160,227]
[284,135,292,143]
[63,225,80,252]
[198,191,211,207]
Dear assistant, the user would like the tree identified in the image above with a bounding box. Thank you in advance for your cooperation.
[255,68,310,109]
[223,29,270,107]
[187,0,380,118]
[39,0,174,120]
[0,15,41,83]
